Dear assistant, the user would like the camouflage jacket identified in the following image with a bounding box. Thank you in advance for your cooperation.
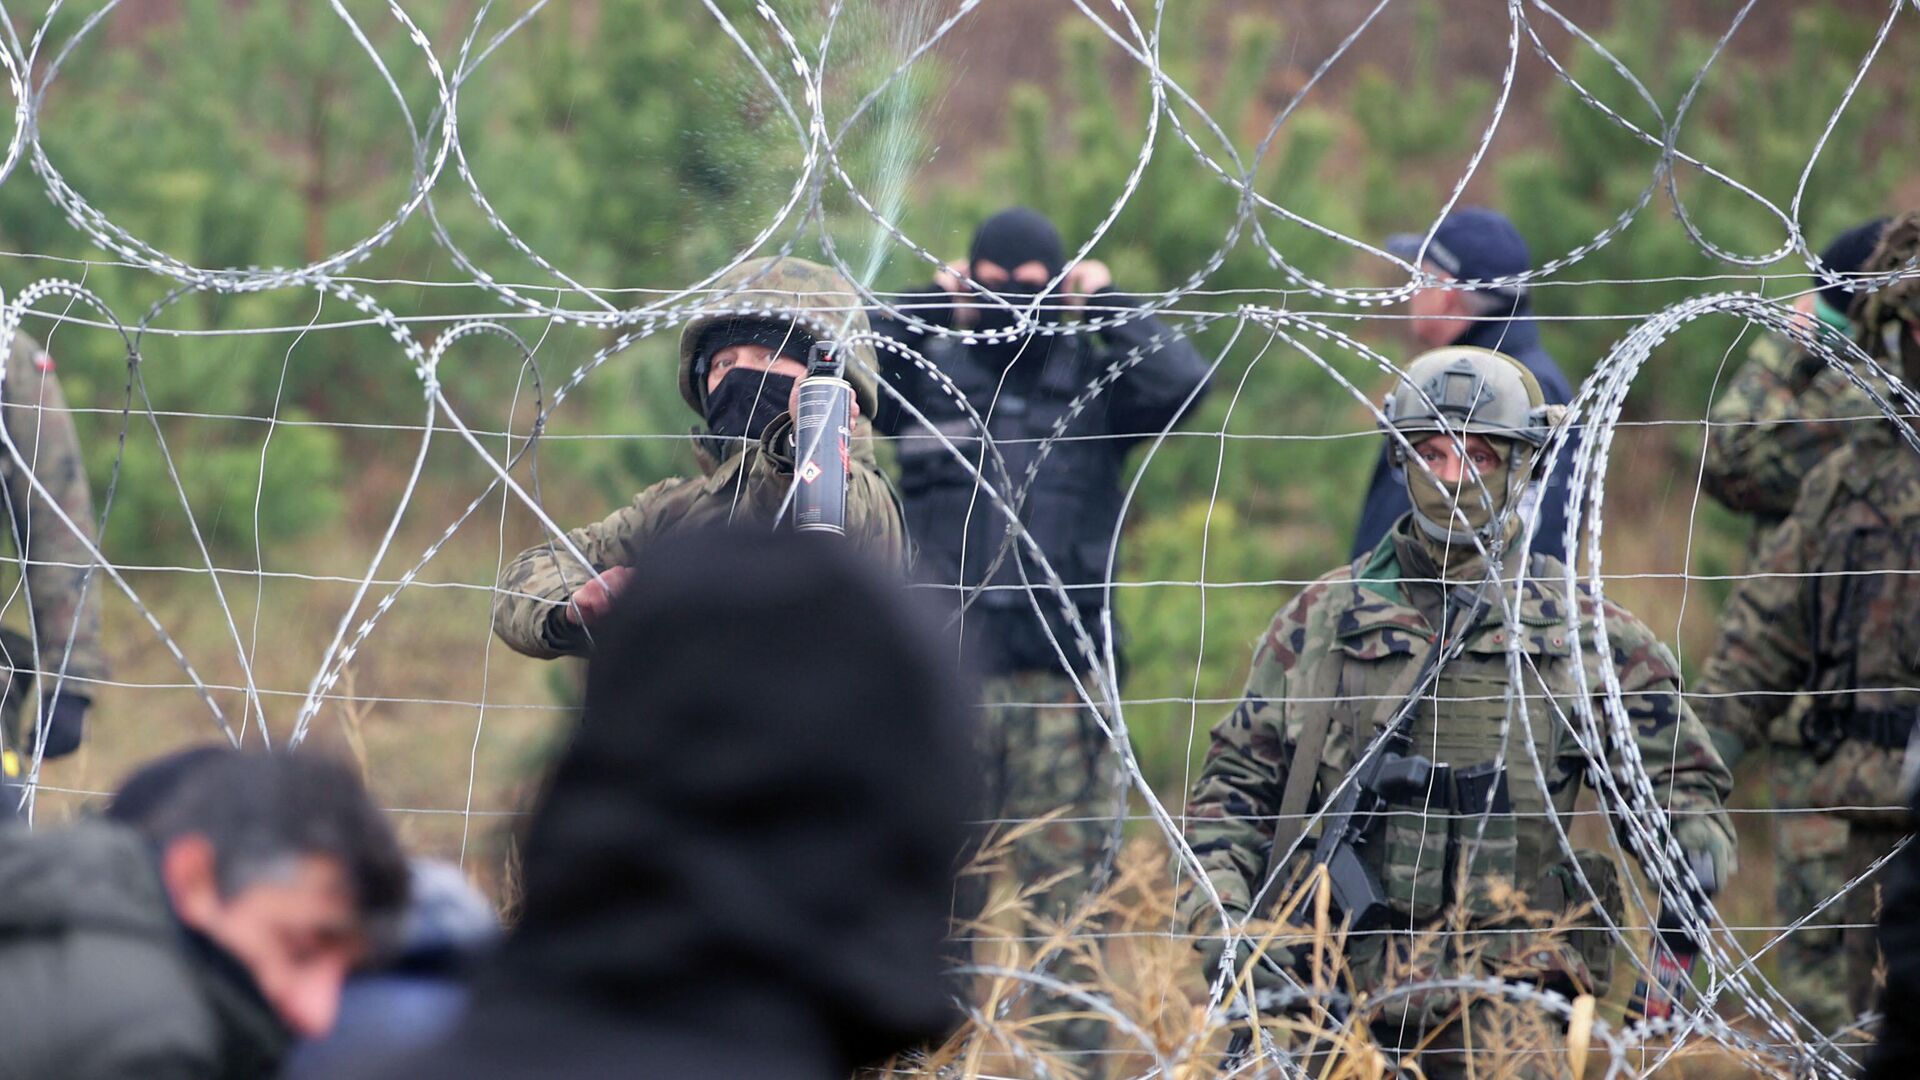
[0,331,106,692]
[496,255,909,660]
[1184,523,1734,952]
[492,417,907,659]
[1695,419,1920,762]
[1703,330,1879,556]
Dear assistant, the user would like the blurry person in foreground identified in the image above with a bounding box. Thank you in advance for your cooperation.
[369,526,977,1079]
[0,747,408,1079]
[280,860,500,1078]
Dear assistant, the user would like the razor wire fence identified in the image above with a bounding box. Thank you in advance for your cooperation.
[0,1,1917,1077]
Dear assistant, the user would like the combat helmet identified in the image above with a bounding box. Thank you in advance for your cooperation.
[677,256,881,420]
[1383,346,1557,546]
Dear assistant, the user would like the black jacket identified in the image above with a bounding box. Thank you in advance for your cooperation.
[0,823,288,1080]
[871,289,1212,674]
[361,528,976,1080]
[1350,309,1578,562]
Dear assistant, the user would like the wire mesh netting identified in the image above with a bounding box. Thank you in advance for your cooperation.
[1,1,1918,1077]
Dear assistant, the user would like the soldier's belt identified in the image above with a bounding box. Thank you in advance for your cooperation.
[1805,706,1920,755]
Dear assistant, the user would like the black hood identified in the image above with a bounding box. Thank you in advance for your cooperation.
[434,528,977,1078]
[969,206,1065,279]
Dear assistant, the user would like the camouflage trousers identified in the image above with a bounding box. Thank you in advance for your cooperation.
[1768,742,1853,1032]
[969,670,1123,1078]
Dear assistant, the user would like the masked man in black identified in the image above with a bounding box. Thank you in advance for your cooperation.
[870,207,1211,1070]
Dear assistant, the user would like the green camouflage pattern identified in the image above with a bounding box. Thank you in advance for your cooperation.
[976,669,1118,1068]
[978,670,1119,906]
[0,331,106,728]
[1183,520,1735,1003]
[1702,331,1879,560]
[493,257,908,659]
[1696,419,1920,1026]
[1698,327,1874,1032]
[1768,743,1851,1033]
[1695,419,1920,764]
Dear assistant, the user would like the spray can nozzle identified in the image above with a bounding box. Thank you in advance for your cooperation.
[794,342,852,535]
[807,340,844,379]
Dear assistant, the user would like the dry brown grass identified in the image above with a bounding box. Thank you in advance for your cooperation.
[873,835,1799,1080]
[21,521,568,908]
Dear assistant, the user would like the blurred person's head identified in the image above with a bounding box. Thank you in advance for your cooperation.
[1811,217,1891,329]
[1388,208,1533,349]
[119,748,409,1039]
[969,206,1065,292]
[105,743,230,825]
[1852,211,1920,386]
[488,526,977,1073]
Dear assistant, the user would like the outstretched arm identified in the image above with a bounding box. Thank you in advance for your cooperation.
[491,485,676,659]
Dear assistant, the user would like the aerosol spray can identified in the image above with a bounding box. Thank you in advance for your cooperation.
[794,341,852,535]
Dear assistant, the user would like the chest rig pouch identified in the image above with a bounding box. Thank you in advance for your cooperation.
[1804,514,1920,826]
[893,338,1127,671]
[1297,574,1627,1001]
[1322,587,1581,925]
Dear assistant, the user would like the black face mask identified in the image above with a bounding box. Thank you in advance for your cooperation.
[973,281,1040,335]
[702,367,795,456]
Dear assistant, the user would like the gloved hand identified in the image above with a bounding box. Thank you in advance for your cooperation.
[1200,932,1297,998]
[31,693,88,759]
[1673,816,1738,895]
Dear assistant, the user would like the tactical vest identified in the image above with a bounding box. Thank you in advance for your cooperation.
[1283,558,1620,993]
[892,335,1131,674]
[1799,434,1920,825]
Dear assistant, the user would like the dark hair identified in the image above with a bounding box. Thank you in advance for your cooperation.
[129,748,409,931]
[1819,217,1890,314]
[106,744,232,826]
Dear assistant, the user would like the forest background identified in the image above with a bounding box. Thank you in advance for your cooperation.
[7,0,1917,945]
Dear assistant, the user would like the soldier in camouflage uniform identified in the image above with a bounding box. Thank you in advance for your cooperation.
[1704,218,1887,562]
[0,329,106,776]
[1184,348,1736,1077]
[869,210,1212,1072]
[492,257,907,659]
[1695,212,1920,1027]
[1699,217,1887,1033]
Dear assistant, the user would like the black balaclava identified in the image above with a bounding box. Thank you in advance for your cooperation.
[968,207,1068,346]
[695,318,815,459]
[463,527,978,1077]
[1819,217,1891,318]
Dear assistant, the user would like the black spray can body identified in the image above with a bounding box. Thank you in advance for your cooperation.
[794,343,852,535]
